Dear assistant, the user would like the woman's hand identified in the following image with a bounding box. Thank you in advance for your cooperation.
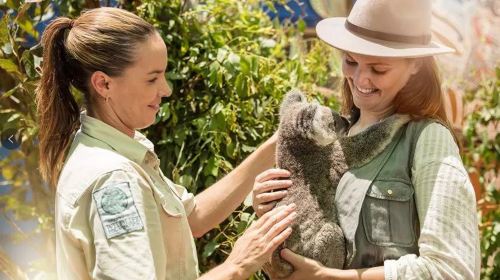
[277,249,328,280]
[278,249,385,280]
[252,168,293,217]
[224,204,297,278]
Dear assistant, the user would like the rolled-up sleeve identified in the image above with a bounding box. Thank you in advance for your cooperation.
[160,174,196,216]
[384,123,481,280]
[170,181,196,216]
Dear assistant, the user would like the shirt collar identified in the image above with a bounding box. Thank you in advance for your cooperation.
[80,111,156,165]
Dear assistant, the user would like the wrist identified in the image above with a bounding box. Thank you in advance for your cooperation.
[317,267,334,280]
[317,268,350,280]
[221,261,246,280]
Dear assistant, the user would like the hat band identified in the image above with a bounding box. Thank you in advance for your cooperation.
[345,20,431,45]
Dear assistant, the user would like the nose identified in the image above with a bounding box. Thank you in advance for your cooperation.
[353,67,372,88]
[160,77,172,98]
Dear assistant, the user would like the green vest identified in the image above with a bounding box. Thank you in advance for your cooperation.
[336,119,433,268]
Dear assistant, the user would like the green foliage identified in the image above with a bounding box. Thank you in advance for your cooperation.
[462,67,500,280]
[0,2,54,279]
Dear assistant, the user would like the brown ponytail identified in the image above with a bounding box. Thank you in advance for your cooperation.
[36,18,80,189]
[35,8,156,188]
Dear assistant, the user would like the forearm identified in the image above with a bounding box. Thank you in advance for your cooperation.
[188,136,276,236]
[320,266,385,280]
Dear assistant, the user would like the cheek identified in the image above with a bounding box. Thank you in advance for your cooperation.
[376,73,406,94]
[342,63,354,77]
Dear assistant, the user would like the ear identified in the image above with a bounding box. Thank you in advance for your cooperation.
[408,58,423,76]
[90,71,112,99]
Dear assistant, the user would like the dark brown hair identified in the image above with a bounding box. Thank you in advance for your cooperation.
[35,7,156,188]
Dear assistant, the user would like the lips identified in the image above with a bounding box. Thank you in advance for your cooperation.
[355,85,379,94]
[148,104,160,110]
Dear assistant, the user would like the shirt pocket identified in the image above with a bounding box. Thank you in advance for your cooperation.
[362,179,417,247]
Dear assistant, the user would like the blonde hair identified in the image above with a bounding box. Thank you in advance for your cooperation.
[36,7,156,188]
[340,56,457,141]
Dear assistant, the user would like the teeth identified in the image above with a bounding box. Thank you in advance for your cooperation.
[356,85,378,93]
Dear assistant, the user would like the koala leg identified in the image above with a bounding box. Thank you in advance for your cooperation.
[312,222,346,269]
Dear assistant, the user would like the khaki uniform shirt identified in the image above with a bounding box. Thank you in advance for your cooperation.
[55,112,199,279]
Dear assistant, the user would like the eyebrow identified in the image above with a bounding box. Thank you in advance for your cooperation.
[345,54,391,66]
[147,69,165,75]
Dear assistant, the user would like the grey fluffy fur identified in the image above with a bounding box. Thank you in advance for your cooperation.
[269,90,410,277]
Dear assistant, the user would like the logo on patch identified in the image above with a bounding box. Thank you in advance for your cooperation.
[100,186,129,215]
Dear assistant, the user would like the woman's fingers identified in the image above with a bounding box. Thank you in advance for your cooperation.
[268,227,293,252]
[255,201,277,216]
[258,204,296,234]
[255,188,289,203]
[253,168,293,217]
[251,204,282,229]
[265,210,296,244]
[223,203,296,277]
[255,168,291,183]
[279,248,303,265]
[254,180,293,194]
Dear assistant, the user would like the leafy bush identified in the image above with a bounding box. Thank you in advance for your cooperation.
[0,2,55,279]
[462,67,500,280]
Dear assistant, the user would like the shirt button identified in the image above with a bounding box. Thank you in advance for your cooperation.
[387,189,393,195]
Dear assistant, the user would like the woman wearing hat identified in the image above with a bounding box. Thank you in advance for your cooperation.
[252,0,480,279]
[37,7,297,280]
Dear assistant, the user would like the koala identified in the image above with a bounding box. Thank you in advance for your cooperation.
[270,89,410,277]
[269,89,349,277]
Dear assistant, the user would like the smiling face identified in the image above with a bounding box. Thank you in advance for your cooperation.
[341,52,419,117]
[106,32,171,130]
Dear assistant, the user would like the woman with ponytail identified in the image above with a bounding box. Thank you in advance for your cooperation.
[37,8,295,280]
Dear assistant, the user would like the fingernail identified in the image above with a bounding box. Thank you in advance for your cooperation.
[288,203,296,209]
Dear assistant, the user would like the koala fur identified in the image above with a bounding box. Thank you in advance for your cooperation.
[269,90,410,277]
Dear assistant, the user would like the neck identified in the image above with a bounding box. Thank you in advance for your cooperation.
[87,106,135,138]
[348,108,395,136]
[356,108,395,129]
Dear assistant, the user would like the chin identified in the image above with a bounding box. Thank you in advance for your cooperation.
[136,119,155,130]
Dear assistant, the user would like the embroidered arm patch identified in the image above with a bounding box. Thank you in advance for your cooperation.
[92,182,144,239]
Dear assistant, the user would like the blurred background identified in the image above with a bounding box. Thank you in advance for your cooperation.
[0,0,498,279]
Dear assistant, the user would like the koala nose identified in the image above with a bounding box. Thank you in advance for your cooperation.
[332,115,349,134]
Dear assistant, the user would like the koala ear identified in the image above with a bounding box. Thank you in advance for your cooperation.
[280,89,306,117]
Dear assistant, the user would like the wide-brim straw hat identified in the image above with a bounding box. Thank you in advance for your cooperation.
[316,0,455,58]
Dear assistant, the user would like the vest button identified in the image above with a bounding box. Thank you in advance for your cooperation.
[387,189,393,195]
